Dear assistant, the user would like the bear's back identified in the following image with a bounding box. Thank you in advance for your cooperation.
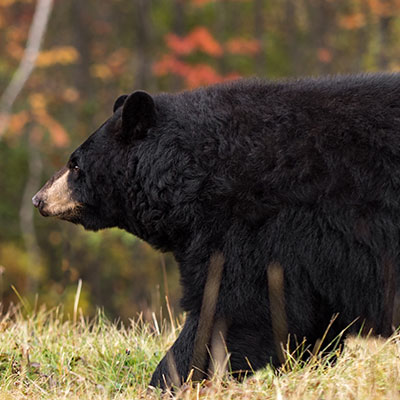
[161,74,400,217]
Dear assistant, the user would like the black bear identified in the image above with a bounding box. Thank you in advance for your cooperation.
[33,74,400,388]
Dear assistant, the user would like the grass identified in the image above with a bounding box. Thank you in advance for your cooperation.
[0,304,399,399]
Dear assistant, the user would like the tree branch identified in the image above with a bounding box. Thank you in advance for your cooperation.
[0,0,54,139]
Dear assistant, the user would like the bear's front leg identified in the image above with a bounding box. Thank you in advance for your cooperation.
[150,313,198,389]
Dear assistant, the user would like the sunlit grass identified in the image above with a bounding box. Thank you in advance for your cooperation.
[0,304,399,399]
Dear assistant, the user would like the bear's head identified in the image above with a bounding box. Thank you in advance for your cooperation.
[32,91,158,234]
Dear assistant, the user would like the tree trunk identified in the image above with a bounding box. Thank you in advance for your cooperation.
[254,0,266,76]
[133,0,154,91]
[71,0,92,95]
[169,0,186,91]
[19,132,43,294]
[377,15,393,70]
[305,0,335,75]
[285,0,300,76]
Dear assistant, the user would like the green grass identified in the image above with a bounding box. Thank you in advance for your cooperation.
[0,305,399,399]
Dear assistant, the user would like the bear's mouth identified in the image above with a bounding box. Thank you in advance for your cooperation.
[36,201,82,220]
[33,166,83,219]
[37,203,50,217]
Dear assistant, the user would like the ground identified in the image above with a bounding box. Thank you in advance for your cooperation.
[0,304,399,399]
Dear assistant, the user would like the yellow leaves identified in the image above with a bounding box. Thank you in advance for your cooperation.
[31,88,80,106]
[90,49,130,80]
[29,93,47,111]
[36,46,79,68]
[90,64,113,80]
[62,87,80,103]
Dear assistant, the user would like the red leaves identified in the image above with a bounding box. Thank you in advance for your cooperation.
[191,0,215,6]
[153,55,239,88]
[153,55,187,76]
[317,48,333,64]
[368,0,399,17]
[155,27,231,88]
[339,13,366,30]
[166,27,223,57]
[155,27,263,88]
[164,28,261,58]
[226,38,261,55]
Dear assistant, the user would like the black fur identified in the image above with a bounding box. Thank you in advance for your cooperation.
[53,74,400,386]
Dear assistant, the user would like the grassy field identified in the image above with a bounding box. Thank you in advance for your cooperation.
[0,304,399,399]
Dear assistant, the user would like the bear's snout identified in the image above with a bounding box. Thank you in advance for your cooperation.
[32,193,49,217]
[32,194,41,208]
[32,166,80,219]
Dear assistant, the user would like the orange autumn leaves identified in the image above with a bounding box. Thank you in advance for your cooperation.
[7,94,70,147]
[339,0,400,30]
[154,27,260,88]
[6,44,78,147]
[165,27,223,57]
[153,55,239,88]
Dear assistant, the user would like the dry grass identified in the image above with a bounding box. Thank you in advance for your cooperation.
[0,305,399,399]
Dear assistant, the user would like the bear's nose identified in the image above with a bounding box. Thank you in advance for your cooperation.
[32,194,42,208]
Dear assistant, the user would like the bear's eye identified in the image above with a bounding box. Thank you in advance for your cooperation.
[69,162,80,173]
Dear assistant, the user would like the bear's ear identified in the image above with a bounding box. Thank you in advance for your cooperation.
[113,94,128,113]
[121,91,156,140]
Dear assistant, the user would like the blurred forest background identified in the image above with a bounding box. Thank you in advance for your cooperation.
[1,0,400,322]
